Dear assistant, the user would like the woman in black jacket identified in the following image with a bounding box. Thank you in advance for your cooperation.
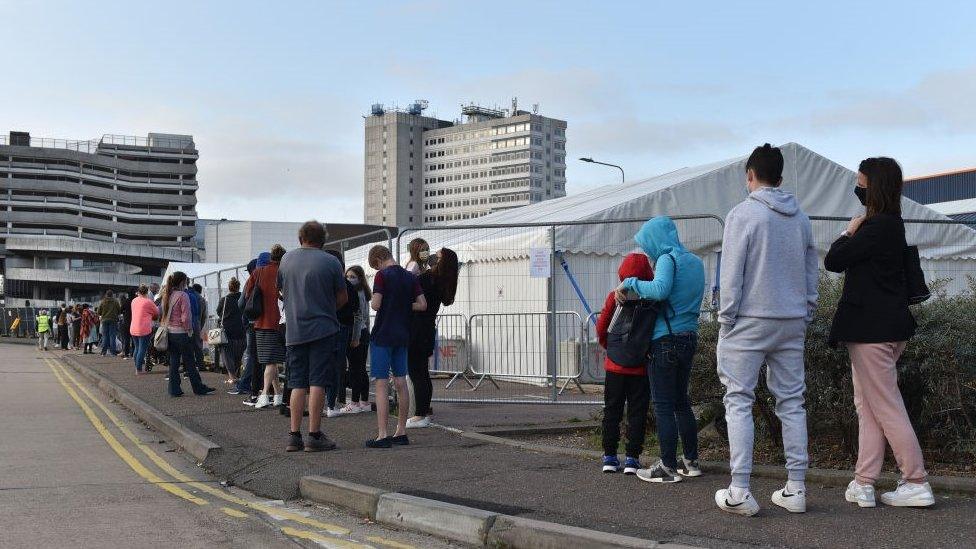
[824,157,932,509]
[406,248,459,429]
[216,277,246,385]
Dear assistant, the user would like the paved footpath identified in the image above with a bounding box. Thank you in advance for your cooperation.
[60,347,976,548]
[0,343,456,549]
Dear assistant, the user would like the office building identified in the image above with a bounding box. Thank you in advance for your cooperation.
[904,167,976,228]
[0,131,198,306]
[363,100,567,227]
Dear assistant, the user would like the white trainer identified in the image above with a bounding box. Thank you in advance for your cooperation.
[845,480,876,508]
[880,481,935,507]
[715,488,760,517]
[253,394,271,409]
[771,486,807,513]
[325,407,342,418]
[272,394,283,407]
[406,417,432,429]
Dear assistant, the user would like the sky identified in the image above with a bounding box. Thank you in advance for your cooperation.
[2,0,975,223]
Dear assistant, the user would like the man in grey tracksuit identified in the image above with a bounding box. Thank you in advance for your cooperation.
[715,144,819,516]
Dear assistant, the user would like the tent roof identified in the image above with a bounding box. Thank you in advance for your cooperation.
[417,142,976,260]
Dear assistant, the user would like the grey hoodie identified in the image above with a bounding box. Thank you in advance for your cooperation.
[719,186,819,326]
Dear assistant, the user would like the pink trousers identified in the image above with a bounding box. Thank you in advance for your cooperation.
[848,342,927,485]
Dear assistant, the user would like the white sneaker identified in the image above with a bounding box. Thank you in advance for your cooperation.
[771,486,807,513]
[880,481,935,507]
[338,404,360,414]
[325,407,341,418]
[358,402,372,413]
[253,394,271,409]
[406,417,431,429]
[845,480,876,508]
[272,394,283,407]
[715,488,760,517]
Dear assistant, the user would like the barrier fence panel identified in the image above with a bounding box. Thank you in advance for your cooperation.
[1,307,40,339]
[396,215,723,404]
[809,216,976,296]
[554,215,726,386]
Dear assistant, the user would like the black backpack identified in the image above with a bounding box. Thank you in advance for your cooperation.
[605,254,675,368]
[243,273,264,321]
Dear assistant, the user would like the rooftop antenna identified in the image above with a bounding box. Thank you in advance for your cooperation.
[512,97,518,115]
[532,103,539,114]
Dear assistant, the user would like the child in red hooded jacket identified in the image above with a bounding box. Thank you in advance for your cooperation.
[596,252,654,474]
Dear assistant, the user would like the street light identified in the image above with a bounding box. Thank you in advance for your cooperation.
[214,218,228,262]
[579,157,625,183]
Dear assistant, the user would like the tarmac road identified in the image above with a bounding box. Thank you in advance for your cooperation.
[0,343,457,549]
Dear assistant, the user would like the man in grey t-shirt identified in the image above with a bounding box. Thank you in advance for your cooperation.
[276,220,347,453]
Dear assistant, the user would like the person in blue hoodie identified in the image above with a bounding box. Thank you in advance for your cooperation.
[714,144,819,517]
[616,216,706,484]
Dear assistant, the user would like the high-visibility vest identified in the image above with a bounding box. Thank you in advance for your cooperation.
[37,315,51,333]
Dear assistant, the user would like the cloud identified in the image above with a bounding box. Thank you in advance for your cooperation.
[798,65,976,133]
[572,117,741,155]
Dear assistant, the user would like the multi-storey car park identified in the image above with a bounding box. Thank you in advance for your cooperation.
[0,131,198,307]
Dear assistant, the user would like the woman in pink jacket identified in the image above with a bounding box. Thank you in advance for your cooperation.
[130,284,159,374]
[160,272,215,397]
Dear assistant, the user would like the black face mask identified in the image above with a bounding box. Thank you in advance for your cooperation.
[854,185,867,206]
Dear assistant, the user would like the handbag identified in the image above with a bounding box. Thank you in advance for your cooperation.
[903,245,931,305]
[208,296,229,346]
[244,273,264,321]
[153,294,172,352]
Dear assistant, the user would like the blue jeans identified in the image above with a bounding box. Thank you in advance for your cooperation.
[236,326,257,393]
[326,325,350,409]
[649,332,699,469]
[133,335,151,372]
[167,332,207,396]
[100,320,118,355]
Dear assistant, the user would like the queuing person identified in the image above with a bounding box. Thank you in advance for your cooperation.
[130,285,159,375]
[52,304,64,343]
[57,305,70,350]
[595,252,655,475]
[367,244,426,448]
[277,221,346,452]
[36,309,52,351]
[616,218,707,484]
[67,305,78,350]
[406,248,459,429]
[339,265,372,414]
[216,277,246,385]
[229,258,260,397]
[824,157,934,508]
[160,271,215,397]
[148,282,160,304]
[187,284,208,372]
[715,144,819,516]
[68,305,82,350]
[97,290,121,356]
[404,238,431,276]
[324,250,358,417]
[245,246,286,409]
[119,293,133,359]
[81,305,98,353]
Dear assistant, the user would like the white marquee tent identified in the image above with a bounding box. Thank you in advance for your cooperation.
[338,143,976,383]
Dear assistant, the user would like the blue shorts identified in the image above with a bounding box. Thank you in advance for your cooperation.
[370,345,408,379]
[287,334,336,389]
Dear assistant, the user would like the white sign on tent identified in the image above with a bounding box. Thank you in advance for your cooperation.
[529,247,551,278]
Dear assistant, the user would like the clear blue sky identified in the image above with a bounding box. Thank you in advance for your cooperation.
[2,0,974,222]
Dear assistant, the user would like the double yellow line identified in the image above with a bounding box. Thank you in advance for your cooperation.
[44,358,413,549]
